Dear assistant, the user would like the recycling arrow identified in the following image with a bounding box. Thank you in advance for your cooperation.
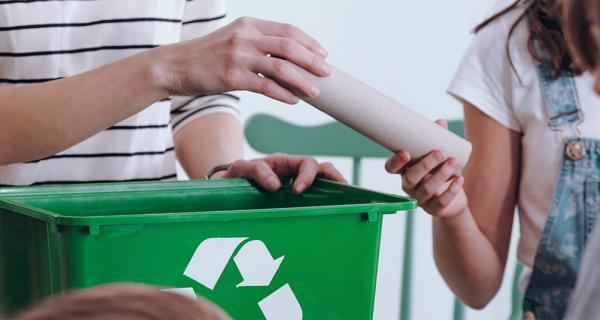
[178,237,303,320]
[183,237,247,290]
[258,284,302,320]
[234,240,284,288]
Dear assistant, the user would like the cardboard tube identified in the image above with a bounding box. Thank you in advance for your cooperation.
[294,65,472,166]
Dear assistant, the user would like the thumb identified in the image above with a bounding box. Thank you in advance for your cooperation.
[435,119,448,129]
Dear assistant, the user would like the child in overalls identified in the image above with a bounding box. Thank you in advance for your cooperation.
[384,0,600,318]
[559,0,600,317]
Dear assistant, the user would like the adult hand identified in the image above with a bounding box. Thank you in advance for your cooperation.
[155,17,330,104]
[385,120,468,218]
[217,153,347,194]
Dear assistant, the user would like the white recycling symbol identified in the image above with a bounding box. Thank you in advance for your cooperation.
[168,237,302,320]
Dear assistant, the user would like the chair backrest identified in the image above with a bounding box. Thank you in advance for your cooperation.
[244,114,390,186]
[244,114,390,158]
[245,114,467,157]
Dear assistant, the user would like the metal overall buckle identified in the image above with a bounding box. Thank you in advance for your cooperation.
[548,109,586,161]
[566,140,586,160]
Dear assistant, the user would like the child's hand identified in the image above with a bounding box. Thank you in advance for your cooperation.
[385,120,468,219]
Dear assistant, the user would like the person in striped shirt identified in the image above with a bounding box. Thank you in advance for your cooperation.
[0,0,345,192]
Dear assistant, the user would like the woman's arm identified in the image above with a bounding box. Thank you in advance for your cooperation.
[385,102,521,308]
[175,112,244,180]
[0,17,330,166]
[0,51,166,166]
[175,114,348,193]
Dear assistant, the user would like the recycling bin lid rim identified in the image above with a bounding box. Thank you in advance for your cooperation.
[0,178,416,227]
[0,199,415,227]
[0,178,255,196]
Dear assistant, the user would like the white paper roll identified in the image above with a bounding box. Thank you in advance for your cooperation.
[293,65,472,166]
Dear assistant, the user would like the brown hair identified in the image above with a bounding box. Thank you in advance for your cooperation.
[14,284,230,320]
[475,0,580,79]
[561,0,600,71]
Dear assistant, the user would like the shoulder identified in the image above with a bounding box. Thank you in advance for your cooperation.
[471,2,529,61]
[447,2,532,132]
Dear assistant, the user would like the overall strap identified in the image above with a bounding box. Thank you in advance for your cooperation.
[537,61,587,160]
[537,63,584,130]
[521,60,589,320]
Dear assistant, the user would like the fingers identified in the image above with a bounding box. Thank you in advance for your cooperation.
[414,158,460,203]
[264,154,347,192]
[227,160,282,192]
[402,150,445,192]
[318,162,348,184]
[426,176,464,212]
[292,158,320,194]
[386,147,466,218]
[256,36,331,78]
[385,151,411,174]
[240,72,299,104]
[222,17,328,101]
[252,57,319,98]
[435,119,448,129]
[252,19,327,58]
[230,154,345,194]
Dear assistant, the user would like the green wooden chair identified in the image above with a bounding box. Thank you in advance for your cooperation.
[509,264,524,320]
[244,114,522,320]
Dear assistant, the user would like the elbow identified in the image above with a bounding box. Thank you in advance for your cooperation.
[453,282,499,310]
[433,254,502,310]
[439,266,500,310]
[461,295,493,310]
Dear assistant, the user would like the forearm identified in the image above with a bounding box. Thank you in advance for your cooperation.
[0,17,332,166]
[433,103,519,308]
[0,49,168,165]
[432,208,506,309]
[175,113,244,179]
[387,104,519,309]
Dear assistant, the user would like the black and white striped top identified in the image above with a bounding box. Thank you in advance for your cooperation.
[0,0,239,186]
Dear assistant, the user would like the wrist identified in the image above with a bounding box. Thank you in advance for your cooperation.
[145,45,178,97]
[435,207,470,225]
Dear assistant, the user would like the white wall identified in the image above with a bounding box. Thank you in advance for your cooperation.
[218,1,520,319]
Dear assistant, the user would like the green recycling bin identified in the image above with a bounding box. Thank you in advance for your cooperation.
[0,179,415,319]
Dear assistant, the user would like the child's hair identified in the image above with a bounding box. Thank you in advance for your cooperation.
[561,0,600,71]
[475,0,580,79]
[14,284,230,320]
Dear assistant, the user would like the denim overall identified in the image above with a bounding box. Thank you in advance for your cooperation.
[522,62,600,319]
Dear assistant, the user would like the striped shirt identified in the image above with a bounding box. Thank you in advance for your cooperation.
[0,0,240,186]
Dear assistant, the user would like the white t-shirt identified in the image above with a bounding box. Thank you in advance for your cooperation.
[0,0,239,186]
[448,0,600,287]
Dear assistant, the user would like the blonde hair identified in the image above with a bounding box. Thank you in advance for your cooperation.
[14,284,230,320]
